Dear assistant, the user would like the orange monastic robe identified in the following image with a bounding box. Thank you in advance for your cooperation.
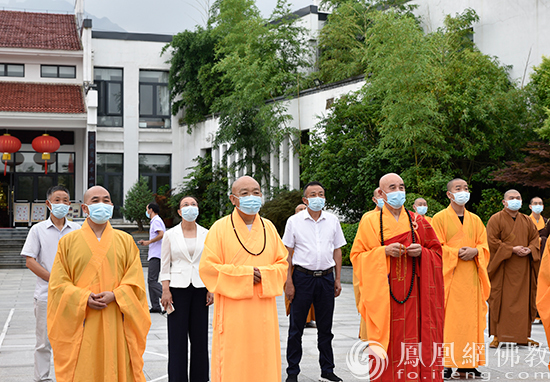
[530,214,546,231]
[351,207,444,382]
[47,221,151,382]
[536,244,550,371]
[431,206,490,368]
[199,209,288,382]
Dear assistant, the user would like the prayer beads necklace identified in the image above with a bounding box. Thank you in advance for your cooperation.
[380,207,417,305]
[230,213,267,256]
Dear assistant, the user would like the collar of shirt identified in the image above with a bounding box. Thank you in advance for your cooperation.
[46,217,72,233]
[303,209,326,222]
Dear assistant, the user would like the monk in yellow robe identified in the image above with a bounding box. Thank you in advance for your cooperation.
[351,174,444,382]
[487,189,540,348]
[285,203,315,327]
[352,187,383,341]
[413,197,432,224]
[536,243,550,372]
[431,178,490,379]
[199,176,288,382]
[529,197,548,253]
[48,186,151,382]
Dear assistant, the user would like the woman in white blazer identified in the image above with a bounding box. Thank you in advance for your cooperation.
[160,196,213,382]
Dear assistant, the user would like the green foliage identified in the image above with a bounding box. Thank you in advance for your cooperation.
[528,56,550,140]
[153,185,175,227]
[318,0,415,83]
[259,188,303,236]
[340,222,359,266]
[121,177,154,231]
[472,188,503,224]
[301,9,534,222]
[171,154,233,228]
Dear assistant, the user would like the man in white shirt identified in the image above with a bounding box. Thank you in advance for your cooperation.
[20,185,81,382]
[138,202,166,313]
[283,181,347,382]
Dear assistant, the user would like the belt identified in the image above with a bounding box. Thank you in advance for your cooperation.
[294,265,334,277]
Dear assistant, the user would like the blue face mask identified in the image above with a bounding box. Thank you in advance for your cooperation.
[376,198,385,209]
[86,203,114,224]
[181,206,199,222]
[384,190,406,209]
[145,210,150,219]
[452,191,470,206]
[506,199,522,211]
[532,205,544,214]
[237,195,262,215]
[416,206,428,215]
[50,203,69,219]
[307,197,325,212]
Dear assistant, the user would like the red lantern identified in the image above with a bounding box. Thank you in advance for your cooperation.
[32,134,60,174]
[0,134,21,175]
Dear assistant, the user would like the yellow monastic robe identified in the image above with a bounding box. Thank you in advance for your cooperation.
[536,244,550,372]
[530,214,546,230]
[199,209,288,382]
[48,220,151,382]
[431,205,490,368]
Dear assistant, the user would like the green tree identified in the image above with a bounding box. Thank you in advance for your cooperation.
[527,56,550,139]
[121,176,153,231]
[259,188,303,236]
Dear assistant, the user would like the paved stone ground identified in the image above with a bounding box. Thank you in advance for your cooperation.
[1,268,549,381]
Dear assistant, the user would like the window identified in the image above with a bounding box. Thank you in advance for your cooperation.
[94,68,123,127]
[139,154,171,193]
[97,153,123,219]
[41,65,76,78]
[0,63,24,77]
[139,70,171,129]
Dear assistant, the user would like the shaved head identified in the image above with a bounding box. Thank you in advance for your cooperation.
[231,176,260,195]
[373,187,380,198]
[530,197,543,205]
[447,178,466,191]
[295,204,307,214]
[379,173,404,192]
[503,189,521,200]
[414,198,427,206]
[83,185,110,204]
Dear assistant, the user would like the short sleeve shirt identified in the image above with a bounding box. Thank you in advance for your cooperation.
[20,218,81,301]
[282,209,347,271]
[148,215,166,260]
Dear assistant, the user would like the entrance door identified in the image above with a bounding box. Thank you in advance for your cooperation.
[0,173,11,227]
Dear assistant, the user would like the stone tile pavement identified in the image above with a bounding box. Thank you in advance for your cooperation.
[0,268,549,381]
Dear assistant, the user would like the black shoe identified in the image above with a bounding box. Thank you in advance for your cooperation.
[320,372,343,382]
[443,368,453,380]
[149,307,164,314]
[305,321,317,328]
[457,368,482,379]
[286,375,298,382]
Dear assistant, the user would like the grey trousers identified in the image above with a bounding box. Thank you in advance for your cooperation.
[34,299,53,382]
[148,257,163,310]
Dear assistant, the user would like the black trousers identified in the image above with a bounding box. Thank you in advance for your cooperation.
[167,286,209,382]
[286,270,335,376]
[148,258,162,310]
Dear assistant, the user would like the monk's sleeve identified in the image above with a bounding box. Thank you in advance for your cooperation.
[527,220,541,262]
[199,224,255,299]
[349,215,390,350]
[257,224,288,298]
[473,217,491,301]
[431,213,458,304]
[536,245,550,372]
[47,235,90,376]
[486,215,513,277]
[112,237,151,382]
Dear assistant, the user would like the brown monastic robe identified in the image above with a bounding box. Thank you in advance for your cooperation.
[486,209,540,343]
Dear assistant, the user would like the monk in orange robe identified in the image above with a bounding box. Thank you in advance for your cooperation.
[351,174,444,382]
[413,197,432,224]
[431,178,490,379]
[486,189,540,348]
[352,187,383,341]
[48,186,151,382]
[536,243,550,372]
[285,203,315,327]
[199,176,288,382]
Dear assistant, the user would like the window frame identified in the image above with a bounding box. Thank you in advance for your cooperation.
[138,153,171,193]
[96,152,124,219]
[94,67,124,127]
[40,65,77,79]
[0,63,25,77]
[138,70,170,128]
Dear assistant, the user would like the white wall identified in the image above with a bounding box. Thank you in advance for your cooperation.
[91,37,179,197]
[411,0,550,84]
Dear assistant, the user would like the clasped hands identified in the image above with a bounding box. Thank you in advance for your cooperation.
[513,246,531,257]
[458,247,478,261]
[253,267,262,284]
[385,243,422,258]
[87,291,116,310]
